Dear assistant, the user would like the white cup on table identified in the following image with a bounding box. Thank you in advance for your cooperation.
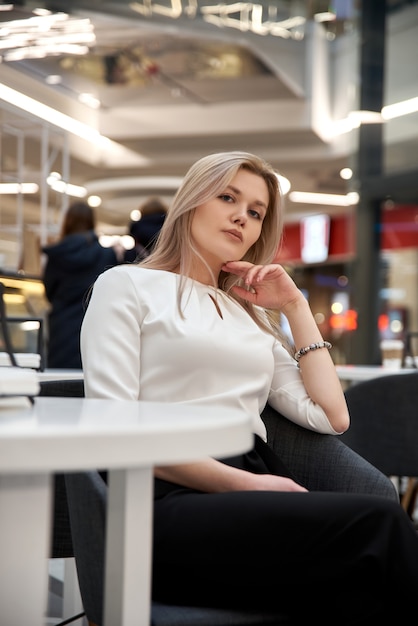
[380,339,404,369]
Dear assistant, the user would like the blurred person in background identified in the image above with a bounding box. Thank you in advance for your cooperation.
[42,201,120,369]
[124,196,167,262]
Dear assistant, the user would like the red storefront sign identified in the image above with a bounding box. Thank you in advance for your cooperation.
[277,204,418,264]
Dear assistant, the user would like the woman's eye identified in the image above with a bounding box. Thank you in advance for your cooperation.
[249,209,262,220]
[219,194,234,202]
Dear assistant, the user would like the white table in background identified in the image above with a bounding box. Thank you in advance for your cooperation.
[336,364,417,385]
[0,397,253,626]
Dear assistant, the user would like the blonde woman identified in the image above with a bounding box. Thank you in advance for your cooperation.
[81,152,418,624]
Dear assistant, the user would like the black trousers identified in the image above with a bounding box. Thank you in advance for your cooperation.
[152,437,418,624]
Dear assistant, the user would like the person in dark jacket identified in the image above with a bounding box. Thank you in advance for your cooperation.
[42,201,119,369]
[124,197,167,263]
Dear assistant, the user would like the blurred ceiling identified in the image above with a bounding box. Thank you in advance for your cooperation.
[0,0,361,244]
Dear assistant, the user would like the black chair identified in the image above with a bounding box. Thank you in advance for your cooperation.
[341,372,418,517]
[41,379,397,626]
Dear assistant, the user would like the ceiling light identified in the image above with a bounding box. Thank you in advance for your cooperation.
[349,110,383,124]
[276,174,291,195]
[314,12,336,23]
[0,182,38,194]
[129,1,306,40]
[340,168,353,180]
[289,191,359,206]
[45,74,62,85]
[78,93,101,109]
[47,178,87,198]
[0,83,112,147]
[87,195,102,208]
[333,98,418,136]
[0,9,95,62]
[84,176,184,194]
[200,6,306,38]
[381,97,418,120]
[332,110,384,135]
[130,209,142,221]
[47,173,86,197]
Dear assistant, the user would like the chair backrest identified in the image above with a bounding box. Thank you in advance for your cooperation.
[341,372,418,477]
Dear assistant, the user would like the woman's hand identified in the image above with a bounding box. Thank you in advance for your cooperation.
[247,474,308,492]
[222,261,302,312]
[223,260,350,435]
[155,458,308,493]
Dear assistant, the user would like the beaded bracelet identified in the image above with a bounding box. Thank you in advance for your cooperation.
[294,341,332,365]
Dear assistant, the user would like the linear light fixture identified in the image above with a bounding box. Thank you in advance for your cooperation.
[289,191,359,206]
[84,176,184,194]
[381,97,418,120]
[47,179,87,198]
[0,84,150,166]
[0,182,39,194]
[0,83,112,147]
[0,7,95,62]
[333,97,418,135]
[130,1,306,39]
[332,110,384,135]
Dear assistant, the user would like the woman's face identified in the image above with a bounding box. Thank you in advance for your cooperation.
[190,168,269,274]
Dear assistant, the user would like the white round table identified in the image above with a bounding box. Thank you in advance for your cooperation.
[336,364,416,384]
[0,396,253,626]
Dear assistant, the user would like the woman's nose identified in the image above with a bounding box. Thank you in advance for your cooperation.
[232,207,247,225]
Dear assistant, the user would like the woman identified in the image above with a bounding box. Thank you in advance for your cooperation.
[42,201,119,369]
[81,152,418,624]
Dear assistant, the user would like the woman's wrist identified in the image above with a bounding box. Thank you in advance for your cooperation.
[294,341,332,367]
[281,291,311,318]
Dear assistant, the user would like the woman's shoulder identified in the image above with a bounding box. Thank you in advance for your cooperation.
[99,264,176,285]
[94,265,178,311]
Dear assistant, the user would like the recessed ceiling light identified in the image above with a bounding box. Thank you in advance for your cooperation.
[45,75,62,85]
[88,195,102,208]
[340,168,353,180]
[78,93,101,109]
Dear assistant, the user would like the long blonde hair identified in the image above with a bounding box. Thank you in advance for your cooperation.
[141,151,286,339]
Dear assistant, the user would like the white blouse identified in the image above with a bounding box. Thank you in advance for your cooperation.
[81,265,339,440]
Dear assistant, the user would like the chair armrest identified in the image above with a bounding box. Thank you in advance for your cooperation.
[261,403,398,500]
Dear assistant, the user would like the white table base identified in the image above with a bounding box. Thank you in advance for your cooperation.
[105,468,153,626]
[0,473,51,626]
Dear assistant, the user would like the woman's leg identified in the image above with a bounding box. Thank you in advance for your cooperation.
[153,489,418,624]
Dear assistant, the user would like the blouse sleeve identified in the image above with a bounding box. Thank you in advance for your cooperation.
[80,267,143,400]
[268,340,340,435]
